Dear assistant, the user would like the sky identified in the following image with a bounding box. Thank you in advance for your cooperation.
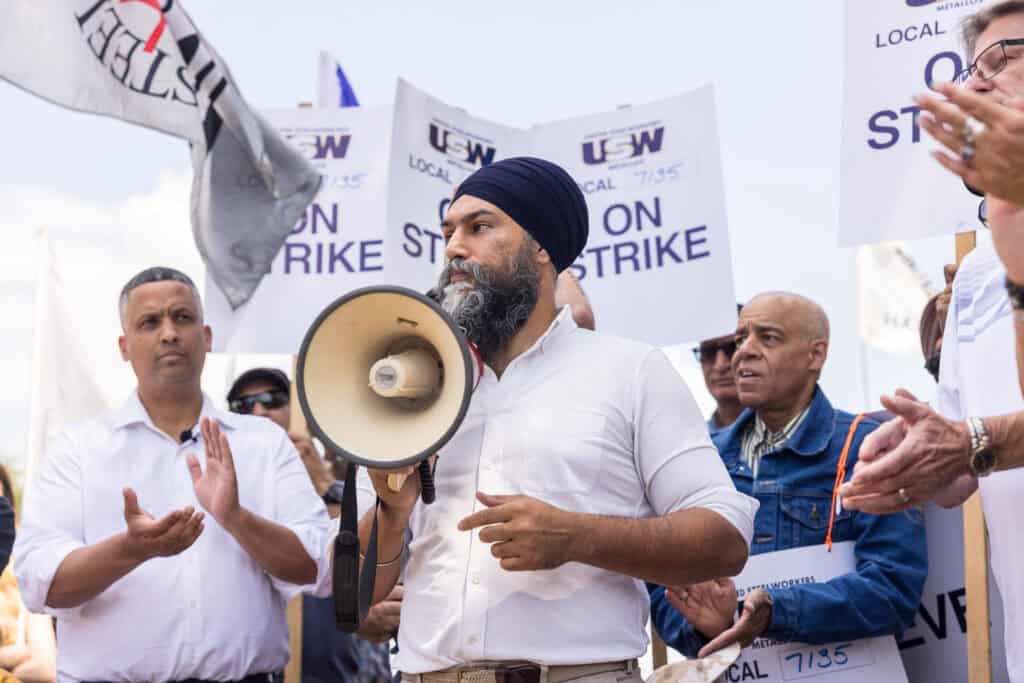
[0,0,960,470]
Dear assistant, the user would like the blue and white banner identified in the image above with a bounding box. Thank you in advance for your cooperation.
[206,106,391,353]
[839,0,990,246]
[530,86,737,345]
[384,79,530,291]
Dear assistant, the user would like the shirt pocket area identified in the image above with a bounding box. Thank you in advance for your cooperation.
[520,410,607,497]
[780,492,853,547]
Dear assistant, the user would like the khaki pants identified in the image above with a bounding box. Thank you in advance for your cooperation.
[402,660,643,683]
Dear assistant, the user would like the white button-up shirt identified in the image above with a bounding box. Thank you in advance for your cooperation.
[378,307,758,673]
[935,237,1024,682]
[14,392,331,683]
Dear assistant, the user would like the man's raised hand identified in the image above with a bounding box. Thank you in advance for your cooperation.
[186,417,242,529]
[122,487,204,561]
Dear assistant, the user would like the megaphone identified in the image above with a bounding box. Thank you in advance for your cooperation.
[296,285,482,493]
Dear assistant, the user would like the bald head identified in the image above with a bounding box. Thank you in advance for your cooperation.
[733,292,830,423]
[746,292,829,343]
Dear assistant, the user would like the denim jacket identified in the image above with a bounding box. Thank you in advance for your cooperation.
[650,386,928,656]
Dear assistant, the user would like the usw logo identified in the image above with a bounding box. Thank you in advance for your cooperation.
[582,126,665,165]
[428,124,496,167]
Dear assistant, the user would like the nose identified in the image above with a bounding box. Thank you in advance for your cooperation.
[159,317,179,344]
[445,227,469,262]
[964,71,992,93]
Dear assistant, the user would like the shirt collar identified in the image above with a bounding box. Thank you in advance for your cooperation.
[771,386,836,457]
[112,390,240,435]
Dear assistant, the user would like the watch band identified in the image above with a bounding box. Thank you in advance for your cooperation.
[322,481,345,506]
[1005,276,1024,311]
[966,417,996,477]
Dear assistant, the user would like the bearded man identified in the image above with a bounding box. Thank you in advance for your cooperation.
[351,157,759,682]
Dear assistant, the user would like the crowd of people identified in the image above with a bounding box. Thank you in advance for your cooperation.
[4,2,1024,682]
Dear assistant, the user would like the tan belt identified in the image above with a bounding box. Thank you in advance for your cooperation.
[403,660,637,683]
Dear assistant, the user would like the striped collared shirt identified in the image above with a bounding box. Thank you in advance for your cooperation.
[740,404,812,478]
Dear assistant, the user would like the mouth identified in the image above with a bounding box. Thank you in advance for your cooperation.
[735,367,760,385]
[158,351,186,362]
[449,271,471,284]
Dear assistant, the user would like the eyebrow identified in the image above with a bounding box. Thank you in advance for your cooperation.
[736,322,785,335]
[441,208,499,229]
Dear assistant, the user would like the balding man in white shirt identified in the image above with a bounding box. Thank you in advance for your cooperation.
[15,267,331,683]
[351,157,757,683]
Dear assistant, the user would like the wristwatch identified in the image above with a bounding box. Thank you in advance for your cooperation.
[322,481,345,506]
[966,417,997,478]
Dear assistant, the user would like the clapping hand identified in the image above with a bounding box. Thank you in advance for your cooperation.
[665,578,737,642]
[122,487,204,561]
[186,418,242,529]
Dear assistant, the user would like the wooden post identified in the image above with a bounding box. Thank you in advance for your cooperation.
[651,625,668,670]
[285,357,307,683]
[956,231,993,683]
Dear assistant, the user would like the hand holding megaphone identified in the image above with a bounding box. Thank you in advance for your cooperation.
[365,464,422,513]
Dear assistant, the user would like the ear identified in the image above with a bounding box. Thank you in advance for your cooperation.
[808,339,828,372]
[204,325,213,352]
[118,334,129,361]
[534,244,553,267]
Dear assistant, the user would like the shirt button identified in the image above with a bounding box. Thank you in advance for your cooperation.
[467,635,478,645]
[471,575,481,585]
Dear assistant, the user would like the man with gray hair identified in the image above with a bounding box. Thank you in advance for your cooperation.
[841,5,1024,677]
[15,266,331,683]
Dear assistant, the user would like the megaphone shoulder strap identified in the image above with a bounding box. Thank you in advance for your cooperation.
[333,461,379,632]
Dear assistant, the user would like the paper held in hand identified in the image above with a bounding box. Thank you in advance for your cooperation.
[724,541,907,683]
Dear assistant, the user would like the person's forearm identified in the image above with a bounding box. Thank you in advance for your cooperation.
[568,508,747,586]
[46,533,145,608]
[985,410,1024,471]
[223,508,317,585]
[357,501,410,604]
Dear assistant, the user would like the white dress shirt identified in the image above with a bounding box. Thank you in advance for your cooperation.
[935,237,1024,682]
[14,392,331,683]
[372,307,758,673]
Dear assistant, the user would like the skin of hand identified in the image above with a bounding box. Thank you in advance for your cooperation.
[186,418,242,529]
[122,487,204,561]
[697,588,773,658]
[458,492,577,571]
[917,82,1024,213]
[838,389,972,514]
[289,433,335,496]
[357,584,403,644]
[665,577,738,641]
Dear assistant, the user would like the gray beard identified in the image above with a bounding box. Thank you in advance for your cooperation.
[437,242,540,362]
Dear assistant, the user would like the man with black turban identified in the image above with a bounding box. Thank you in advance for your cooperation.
[357,157,757,680]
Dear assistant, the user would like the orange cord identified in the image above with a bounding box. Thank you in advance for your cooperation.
[826,413,865,552]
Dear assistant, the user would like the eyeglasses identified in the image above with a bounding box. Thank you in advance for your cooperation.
[229,390,289,414]
[692,340,737,364]
[956,38,1024,83]
[979,198,988,228]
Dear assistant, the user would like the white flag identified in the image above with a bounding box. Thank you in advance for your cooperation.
[856,242,935,354]
[317,50,360,108]
[23,230,110,503]
[0,1,321,309]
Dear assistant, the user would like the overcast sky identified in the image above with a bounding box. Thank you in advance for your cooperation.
[0,0,959,469]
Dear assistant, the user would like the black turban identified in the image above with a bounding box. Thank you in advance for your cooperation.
[452,157,589,273]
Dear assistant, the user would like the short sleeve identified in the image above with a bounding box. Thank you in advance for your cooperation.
[634,349,758,545]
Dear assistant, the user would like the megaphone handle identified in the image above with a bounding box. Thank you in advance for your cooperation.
[386,472,408,492]
[419,459,436,505]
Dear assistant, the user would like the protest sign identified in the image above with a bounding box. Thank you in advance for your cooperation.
[207,106,391,353]
[531,86,737,344]
[839,0,987,246]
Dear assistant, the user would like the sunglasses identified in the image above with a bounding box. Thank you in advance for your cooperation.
[229,390,289,414]
[692,340,737,364]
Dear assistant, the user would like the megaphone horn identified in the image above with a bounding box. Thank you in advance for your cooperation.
[296,285,481,480]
